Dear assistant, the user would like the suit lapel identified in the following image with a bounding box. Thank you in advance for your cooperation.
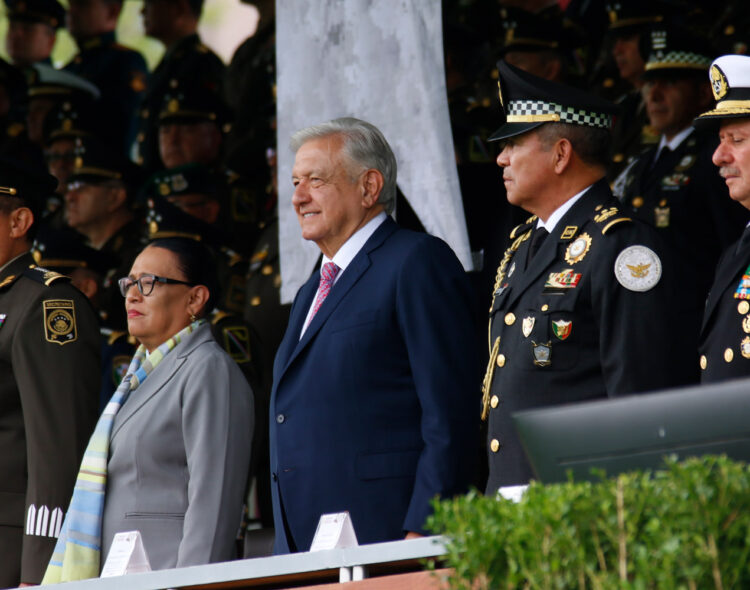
[277,217,397,376]
[274,273,318,374]
[110,326,210,439]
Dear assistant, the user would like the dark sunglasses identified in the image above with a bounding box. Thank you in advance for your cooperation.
[118,274,195,297]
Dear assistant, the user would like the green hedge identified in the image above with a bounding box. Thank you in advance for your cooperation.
[427,456,750,589]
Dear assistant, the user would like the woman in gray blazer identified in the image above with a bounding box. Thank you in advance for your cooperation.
[103,238,254,569]
[44,237,254,582]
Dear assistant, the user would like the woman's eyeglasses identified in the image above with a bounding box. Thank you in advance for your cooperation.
[118,274,195,297]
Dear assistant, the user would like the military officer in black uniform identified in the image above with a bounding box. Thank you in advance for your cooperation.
[0,160,99,586]
[694,55,750,383]
[64,0,148,156]
[134,0,225,173]
[482,63,697,493]
[614,28,748,327]
[4,0,65,71]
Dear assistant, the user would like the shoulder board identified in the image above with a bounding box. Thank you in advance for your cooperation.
[509,215,538,240]
[591,205,632,235]
[105,330,128,346]
[23,266,71,286]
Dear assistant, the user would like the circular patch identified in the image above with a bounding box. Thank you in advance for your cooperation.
[47,310,73,336]
[614,245,662,292]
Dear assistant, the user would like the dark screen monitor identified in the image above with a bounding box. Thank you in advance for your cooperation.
[512,378,750,484]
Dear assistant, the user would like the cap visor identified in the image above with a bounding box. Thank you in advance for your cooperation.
[488,121,545,142]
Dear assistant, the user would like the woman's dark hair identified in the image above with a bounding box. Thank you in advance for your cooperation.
[148,237,220,316]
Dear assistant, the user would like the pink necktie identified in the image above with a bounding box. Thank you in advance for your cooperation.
[307,262,340,325]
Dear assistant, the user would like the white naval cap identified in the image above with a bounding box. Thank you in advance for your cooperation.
[695,55,750,126]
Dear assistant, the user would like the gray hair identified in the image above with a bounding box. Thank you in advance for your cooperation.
[290,117,397,214]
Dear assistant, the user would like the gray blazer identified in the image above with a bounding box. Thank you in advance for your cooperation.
[101,323,253,570]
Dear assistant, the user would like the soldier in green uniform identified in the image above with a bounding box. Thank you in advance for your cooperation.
[482,63,697,494]
[64,0,148,156]
[614,27,748,325]
[63,135,147,330]
[134,0,225,173]
[0,159,99,586]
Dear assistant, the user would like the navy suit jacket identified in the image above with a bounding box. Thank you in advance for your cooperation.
[270,217,479,553]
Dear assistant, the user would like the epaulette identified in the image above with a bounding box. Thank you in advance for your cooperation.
[509,215,538,240]
[101,327,138,347]
[592,205,632,235]
[23,265,70,286]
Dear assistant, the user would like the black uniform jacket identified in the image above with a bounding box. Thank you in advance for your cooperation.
[0,252,99,584]
[484,180,698,492]
[699,235,750,383]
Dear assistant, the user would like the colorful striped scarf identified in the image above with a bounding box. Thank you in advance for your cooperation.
[42,319,205,583]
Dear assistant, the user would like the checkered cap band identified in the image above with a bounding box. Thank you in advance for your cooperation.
[646,51,712,71]
[507,100,612,128]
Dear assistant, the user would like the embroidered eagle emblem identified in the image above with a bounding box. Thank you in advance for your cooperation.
[627,263,651,278]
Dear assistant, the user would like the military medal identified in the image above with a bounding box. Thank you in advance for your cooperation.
[544,268,582,293]
[531,341,551,367]
[564,233,592,265]
[614,245,662,292]
[743,315,750,334]
[522,316,535,338]
[0,314,6,328]
[742,337,750,359]
[552,319,572,340]
[734,265,750,299]
[654,206,670,228]
[740,301,750,315]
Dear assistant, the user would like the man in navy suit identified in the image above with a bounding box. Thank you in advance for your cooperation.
[269,117,479,553]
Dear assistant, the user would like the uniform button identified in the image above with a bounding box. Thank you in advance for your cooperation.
[261,264,273,275]
[251,295,261,306]
[739,301,750,315]
[632,196,644,208]
[496,354,506,367]
[490,439,500,453]
[541,304,549,312]
[700,355,707,370]
[490,395,499,408]
[725,348,734,363]
[276,413,285,424]
[504,313,516,325]
[659,199,667,207]
[613,153,624,163]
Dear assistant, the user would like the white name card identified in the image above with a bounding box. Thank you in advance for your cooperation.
[309,511,359,552]
[497,484,529,503]
[100,530,152,577]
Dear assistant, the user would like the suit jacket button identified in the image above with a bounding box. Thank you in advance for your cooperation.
[272,472,278,481]
[490,439,501,453]
[276,413,285,424]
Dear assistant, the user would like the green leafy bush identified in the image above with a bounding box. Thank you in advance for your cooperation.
[427,456,750,589]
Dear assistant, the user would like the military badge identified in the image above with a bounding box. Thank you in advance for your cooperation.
[675,155,696,171]
[43,300,77,345]
[564,233,592,265]
[544,268,582,294]
[531,341,551,367]
[111,355,130,386]
[159,182,170,196]
[710,64,729,100]
[594,207,618,223]
[654,206,670,228]
[172,173,188,192]
[661,173,689,189]
[0,314,6,328]
[560,226,577,240]
[614,245,662,292]
[742,315,750,335]
[222,326,251,363]
[734,265,750,299]
[522,316,535,338]
[742,337,750,360]
[552,319,572,340]
[507,261,516,278]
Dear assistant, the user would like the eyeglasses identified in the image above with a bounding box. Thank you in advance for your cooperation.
[118,274,195,297]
